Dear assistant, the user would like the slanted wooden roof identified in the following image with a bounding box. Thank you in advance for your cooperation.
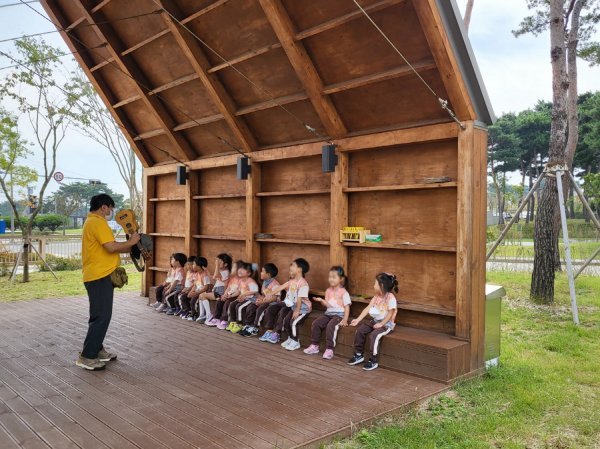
[41,0,494,167]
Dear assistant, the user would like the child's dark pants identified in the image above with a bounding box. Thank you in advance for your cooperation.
[311,314,343,349]
[353,319,393,359]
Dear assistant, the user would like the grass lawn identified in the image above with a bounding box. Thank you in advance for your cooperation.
[1,264,142,302]
[327,272,600,449]
[491,241,599,259]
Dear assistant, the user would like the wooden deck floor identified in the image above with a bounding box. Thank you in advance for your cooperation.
[0,293,448,449]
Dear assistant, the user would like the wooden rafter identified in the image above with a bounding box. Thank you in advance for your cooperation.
[75,0,197,162]
[38,1,154,167]
[158,0,257,153]
[258,0,347,139]
[412,0,475,121]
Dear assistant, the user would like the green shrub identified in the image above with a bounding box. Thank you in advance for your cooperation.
[34,214,67,232]
[39,254,82,272]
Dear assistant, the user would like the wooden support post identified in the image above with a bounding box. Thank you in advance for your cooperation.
[330,151,348,269]
[142,172,156,296]
[246,163,261,263]
[185,170,199,258]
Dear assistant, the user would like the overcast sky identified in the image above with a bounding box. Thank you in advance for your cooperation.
[0,0,599,199]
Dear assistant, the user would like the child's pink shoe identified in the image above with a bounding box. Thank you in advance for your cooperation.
[322,349,334,360]
[217,320,228,330]
[303,344,320,355]
[205,318,218,327]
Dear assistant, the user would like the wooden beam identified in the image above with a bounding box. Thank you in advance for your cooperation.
[179,0,232,25]
[185,170,199,257]
[76,0,197,162]
[158,0,257,153]
[411,0,476,121]
[134,129,166,141]
[258,0,347,139]
[295,0,405,40]
[246,163,261,262]
[38,1,154,167]
[455,121,474,341]
[207,43,282,73]
[172,114,223,131]
[235,92,308,116]
[142,172,156,296]
[330,151,348,270]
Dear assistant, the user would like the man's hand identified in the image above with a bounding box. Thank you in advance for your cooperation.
[129,232,141,245]
[103,232,141,254]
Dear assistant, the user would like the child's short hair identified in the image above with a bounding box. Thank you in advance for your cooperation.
[238,261,253,273]
[376,272,399,294]
[293,258,309,276]
[263,263,278,278]
[216,253,232,271]
[187,256,196,263]
[234,259,245,271]
[172,253,187,267]
[195,256,208,268]
[330,265,348,289]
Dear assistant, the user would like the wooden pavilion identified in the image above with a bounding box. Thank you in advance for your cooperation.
[41,0,495,383]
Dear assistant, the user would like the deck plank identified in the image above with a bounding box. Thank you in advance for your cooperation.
[0,293,448,449]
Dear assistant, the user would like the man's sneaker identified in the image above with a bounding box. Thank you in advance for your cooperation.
[303,344,320,355]
[217,320,228,330]
[166,308,175,315]
[259,330,272,342]
[363,358,379,371]
[230,323,243,334]
[323,349,334,360]
[286,340,301,351]
[206,318,219,327]
[98,348,117,362]
[156,303,166,312]
[76,355,106,371]
[281,337,293,349]
[267,332,280,344]
[347,353,365,366]
[249,326,260,336]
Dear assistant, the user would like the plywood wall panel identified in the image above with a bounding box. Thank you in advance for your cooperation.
[197,239,246,269]
[198,166,245,196]
[198,198,245,237]
[261,195,330,240]
[348,189,457,247]
[154,236,186,267]
[261,156,330,192]
[154,202,185,235]
[348,140,458,187]
[154,174,186,198]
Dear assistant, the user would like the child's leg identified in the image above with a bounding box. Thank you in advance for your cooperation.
[254,303,270,327]
[180,293,191,313]
[353,320,375,354]
[227,300,239,322]
[290,310,309,342]
[154,285,164,304]
[214,298,227,319]
[263,302,284,330]
[275,306,292,334]
[310,315,331,346]
[165,291,177,308]
[188,294,198,316]
[366,326,393,360]
[325,316,343,349]
[243,302,258,326]
[200,300,213,322]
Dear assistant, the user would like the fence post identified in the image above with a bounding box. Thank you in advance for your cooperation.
[38,237,46,260]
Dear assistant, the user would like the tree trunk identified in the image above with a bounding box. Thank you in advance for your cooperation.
[531,0,569,304]
[22,237,30,283]
[464,0,475,31]
[568,184,575,218]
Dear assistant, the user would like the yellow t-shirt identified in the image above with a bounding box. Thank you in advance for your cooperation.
[82,213,120,282]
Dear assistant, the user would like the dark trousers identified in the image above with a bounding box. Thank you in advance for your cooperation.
[189,293,201,316]
[252,302,272,327]
[311,314,343,349]
[263,302,287,330]
[276,308,309,341]
[228,300,251,322]
[216,298,236,321]
[82,275,114,359]
[155,284,165,303]
[353,319,393,359]
[179,292,191,313]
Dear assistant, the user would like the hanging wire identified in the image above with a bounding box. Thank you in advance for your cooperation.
[0,46,104,72]
[351,0,465,129]
[0,47,190,167]
[149,0,335,145]
[0,11,162,45]
[19,0,248,158]
[0,0,37,8]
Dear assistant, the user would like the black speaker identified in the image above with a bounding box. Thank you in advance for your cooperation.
[237,156,251,180]
[176,165,187,185]
[322,144,338,173]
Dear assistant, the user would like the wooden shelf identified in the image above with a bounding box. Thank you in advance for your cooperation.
[148,232,185,238]
[342,241,456,252]
[255,238,330,246]
[192,194,245,200]
[192,234,245,241]
[148,266,168,273]
[256,189,330,197]
[343,182,457,193]
[149,197,185,202]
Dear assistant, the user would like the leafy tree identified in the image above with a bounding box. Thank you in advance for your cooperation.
[583,173,600,214]
[47,181,124,219]
[0,37,82,282]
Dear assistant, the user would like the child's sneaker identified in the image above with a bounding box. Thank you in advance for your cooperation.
[267,332,280,344]
[156,303,166,312]
[259,330,272,342]
[303,344,320,355]
[363,358,379,371]
[249,326,259,336]
[151,301,161,308]
[239,327,250,337]
[322,349,334,360]
[181,313,189,319]
[166,308,175,315]
[205,318,219,327]
[187,315,195,321]
[196,316,206,324]
[173,307,181,315]
[281,337,293,349]
[286,340,301,351]
[217,320,228,330]
[225,321,234,332]
[347,353,365,366]
[230,323,243,334]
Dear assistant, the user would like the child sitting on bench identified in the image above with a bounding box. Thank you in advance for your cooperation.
[240,263,280,337]
[155,253,186,313]
[174,256,197,317]
[265,258,311,350]
[347,272,398,371]
[202,253,232,325]
[208,260,242,329]
[304,266,351,360]
[227,262,259,333]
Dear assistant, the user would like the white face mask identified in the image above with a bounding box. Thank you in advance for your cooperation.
[105,208,114,221]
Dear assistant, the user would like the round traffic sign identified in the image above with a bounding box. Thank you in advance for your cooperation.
[53,171,64,182]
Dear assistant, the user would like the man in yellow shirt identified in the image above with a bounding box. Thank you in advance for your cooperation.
[77,194,140,371]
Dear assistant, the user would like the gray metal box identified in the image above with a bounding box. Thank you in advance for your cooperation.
[484,284,505,368]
